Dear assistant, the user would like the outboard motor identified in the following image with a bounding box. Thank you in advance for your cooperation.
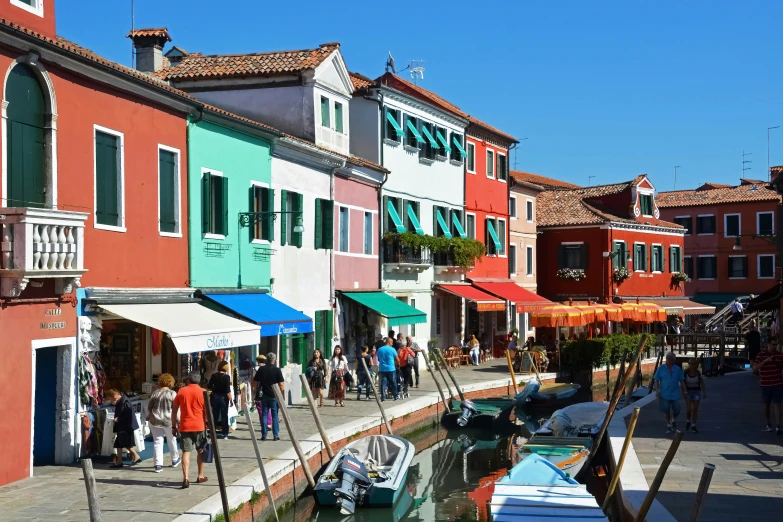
[457,399,479,427]
[333,455,372,515]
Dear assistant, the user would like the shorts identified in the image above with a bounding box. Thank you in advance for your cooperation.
[180,431,207,452]
[658,398,681,416]
[686,391,701,401]
[761,384,783,405]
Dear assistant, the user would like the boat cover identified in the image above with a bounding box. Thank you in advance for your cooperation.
[539,402,609,437]
[345,435,401,467]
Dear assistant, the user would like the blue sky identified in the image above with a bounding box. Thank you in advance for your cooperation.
[57,1,783,191]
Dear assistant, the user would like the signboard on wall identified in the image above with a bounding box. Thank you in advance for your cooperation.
[477,303,506,312]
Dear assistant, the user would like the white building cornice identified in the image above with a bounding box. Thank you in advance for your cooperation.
[380,87,468,128]
[273,137,345,172]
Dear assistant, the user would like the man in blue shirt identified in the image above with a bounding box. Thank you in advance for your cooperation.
[654,352,687,434]
[377,338,399,401]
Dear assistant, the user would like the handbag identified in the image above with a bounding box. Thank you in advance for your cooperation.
[227,401,239,431]
[406,352,415,366]
[202,441,214,464]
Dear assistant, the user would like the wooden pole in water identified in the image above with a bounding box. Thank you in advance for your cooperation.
[360,356,394,435]
[526,351,543,385]
[298,374,335,459]
[422,347,451,412]
[432,350,454,400]
[588,334,648,462]
[634,430,684,522]
[203,390,231,522]
[242,402,279,522]
[435,348,466,402]
[270,386,316,488]
[505,349,519,394]
[80,458,102,522]
[601,407,641,511]
[622,352,641,409]
[689,463,716,522]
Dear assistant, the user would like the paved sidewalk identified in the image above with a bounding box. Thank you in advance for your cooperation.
[630,370,783,522]
[0,359,515,522]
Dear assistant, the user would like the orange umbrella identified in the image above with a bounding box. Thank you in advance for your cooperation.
[531,304,586,328]
[598,303,625,322]
[619,302,642,321]
[572,303,607,322]
[637,302,667,322]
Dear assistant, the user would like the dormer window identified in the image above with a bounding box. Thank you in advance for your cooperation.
[11,0,43,17]
[640,194,653,216]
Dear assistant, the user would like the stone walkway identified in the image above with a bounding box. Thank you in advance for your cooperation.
[631,370,783,522]
[0,359,517,522]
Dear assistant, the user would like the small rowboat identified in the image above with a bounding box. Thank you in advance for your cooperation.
[514,380,581,408]
[536,402,610,438]
[517,435,593,478]
[442,398,516,430]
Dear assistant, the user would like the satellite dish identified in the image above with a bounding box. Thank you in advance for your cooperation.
[410,60,425,83]
[386,52,396,74]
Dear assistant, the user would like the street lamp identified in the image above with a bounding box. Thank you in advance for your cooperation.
[733,234,777,251]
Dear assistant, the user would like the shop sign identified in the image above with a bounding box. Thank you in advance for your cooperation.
[279,325,299,335]
[41,321,66,330]
[206,334,235,349]
[477,302,506,312]
[45,308,62,316]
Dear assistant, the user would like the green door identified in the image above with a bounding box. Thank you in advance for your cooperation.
[6,65,45,208]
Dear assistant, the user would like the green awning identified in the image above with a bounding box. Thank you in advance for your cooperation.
[436,130,452,153]
[487,220,502,250]
[452,136,467,158]
[387,200,405,233]
[385,110,404,136]
[407,204,424,235]
[451,211,467,238]
[420,125,439,149]
[342,292,427,327]
[436,209,452,239]
[406,120,425,143]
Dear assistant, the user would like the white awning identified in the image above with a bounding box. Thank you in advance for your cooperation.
[100,303,260,354]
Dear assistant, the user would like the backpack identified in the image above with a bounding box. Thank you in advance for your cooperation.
[405,350,415,366]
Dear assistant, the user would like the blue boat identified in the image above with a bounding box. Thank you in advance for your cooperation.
[490,453,608,521]
[514,380,581,408]
[314,435,415,515]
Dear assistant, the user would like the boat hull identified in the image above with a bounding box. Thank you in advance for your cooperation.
[441,399,516,430]
[314,468,410,507]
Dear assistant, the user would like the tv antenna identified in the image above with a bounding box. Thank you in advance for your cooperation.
[409,60,425,83]
[130,0,135,68]
[588,175,595,186]
[673,165,680,190]
[513,138,528,169]
[742,150,752,175]
[385,52,396,74]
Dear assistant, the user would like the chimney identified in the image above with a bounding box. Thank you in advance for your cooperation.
[771,165,783,184]
[127,28,172,73]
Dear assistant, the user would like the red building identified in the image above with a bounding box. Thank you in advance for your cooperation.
[657,178,781,309]
[535,175,699,312]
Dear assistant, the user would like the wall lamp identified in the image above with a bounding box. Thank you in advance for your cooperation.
[732,234,777,251]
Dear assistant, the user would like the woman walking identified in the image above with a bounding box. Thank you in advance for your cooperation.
[307,349,327,407]
[207,361,233,438]
[684,358,706,433]
[328,346,348,407]
[356,346,372,400]
[107,389,141,468]
[146,373,181,472]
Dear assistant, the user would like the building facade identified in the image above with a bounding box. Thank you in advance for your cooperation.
[657,179,781,309]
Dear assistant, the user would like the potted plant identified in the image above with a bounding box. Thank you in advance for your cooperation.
[613,266,632,283]
[557,268,586,281]
[672,272,689,283]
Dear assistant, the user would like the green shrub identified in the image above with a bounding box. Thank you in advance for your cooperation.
[560,333,645,369]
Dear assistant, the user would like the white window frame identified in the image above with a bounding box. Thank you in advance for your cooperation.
[669,245,682,273]
[758,254,776,279]
[363,210,373,255]
[723,213,741,238]
[466,141,476,174]
[526,245,534,276]
[337,205,350,253]
[728,254,747,280]
[497,217,507,258]
[249,180,271,245]
[697,214,715,236]
[509,244,517,275]
[497,152,507,183]
[757,211,775,235]
[486,149,495,179]
[509,195,517,220]
[638,192,654,217]
[320,94,331,128]
[157,144,182,238]
[633,242,647,272]
[334,100,344,133]
[466,212,476,240]
[651,243,663,273]
[675,215,692,235]
[697,254,716,280]
[201,167,225,240]
[11,0,43,17]
[93,124,126,233]
[526,199,534,223]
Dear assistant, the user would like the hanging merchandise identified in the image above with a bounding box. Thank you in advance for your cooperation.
[151,328,164,356]
[78,353,97,407]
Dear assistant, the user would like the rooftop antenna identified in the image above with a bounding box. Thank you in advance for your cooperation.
[673,165,680,190]
[588,175,596,186]
[409,60,425,84]
[130,0,135,68]
[742,150,752,176]
[385,52,396,74]
[513,138,528,169]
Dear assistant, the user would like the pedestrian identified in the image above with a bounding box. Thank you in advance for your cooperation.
[106,389,141,468]
[684,358,706,433]
[746,325,762,362]
[306,349,327,407]
[328,346,348,406]
[238,355,254,414]
[406,336,422,387]
[389,330,402,350]
[398,341,416,394]
[751,336,783,434]
[377,337,399,401]
[207,360,233,439]
[468,335,481,366]
[370,346,380,376]
[253,352,285,441]
[146,373,181,472]
[653,352,687,434]
[252,355,273,429]
[200,350,221,386]
[356,346,372,400]
[172,371,208,488]
[730,298,744,324]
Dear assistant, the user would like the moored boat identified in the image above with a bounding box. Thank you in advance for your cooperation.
[535,401,610,438]
[314,435,415,515]
[514,380,581,408]
[442,398,516,430]
[517,435,593,478]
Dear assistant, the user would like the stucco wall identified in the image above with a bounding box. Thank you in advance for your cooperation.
[187,119,273,289]
[348,97,380,164]
[334,175,379,290]
[0,0,56,39]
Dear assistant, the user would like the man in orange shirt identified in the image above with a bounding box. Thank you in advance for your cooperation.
[173,371,208,489]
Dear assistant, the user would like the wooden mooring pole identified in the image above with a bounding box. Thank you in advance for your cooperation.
[360,356,394,435]
[422,347,451,412]
[80,458,102,522]
[689,463,716,522]
[242,402,279,522]
[601,407,641,511]
[505,349,519,394]
[298,374,335,459]
[436,348,466,402]
[270,386,315,488]
[634,430,685,522]
[203,391,231,522]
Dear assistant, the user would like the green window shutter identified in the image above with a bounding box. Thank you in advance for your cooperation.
[335,102,344,133]
[6,65,45,209]
[279,335,288,368]
[382,196,389,233]
[325,309,334,359]
[294,192,304,248]
[202,172,211,234]
[323,200,334,249]
[321,96,330,127]
[159,150,177,233]
[95,132,120,227]
[314,311,324,352]
[280,189,288,246]
[249,186,256,242]
[314,198,323,249]
[221,176,229,236]
[265,188,275,242]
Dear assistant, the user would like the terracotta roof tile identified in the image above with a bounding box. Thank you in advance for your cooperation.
[466,116,517,143]
[349,71,374,90]
[154,43,340,81]
[378,72,468,119]
[126,28,171,41]
[509,170,580,190]
[657,182,780,208]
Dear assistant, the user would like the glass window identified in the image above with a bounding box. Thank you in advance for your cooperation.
[364,211,373,255]
[251,185,273,242]
[562,245,583,269]
[404,115,419,148]
[202,171,227,236]
[450,133,464,163]
[612,241,626,270]
[338,206,349,252]
[674,216,692,235]
[640,194,653,216]
[497,154,508,181]
[486,150,494,178]
[669,246,681,272]
[384,107,401,142]
[759,255,775,278]
[697,215,716,234]
[419,121,437,160]
[634,244,647,271]
[334,101,343,133]
[725,214,740,237]
[467,142,475,172]
[467,214,476,239]
[526,200,533,221]
[509,244,517,274]
[728,256,747,278]
[652,245,664,272]
[96,130,122,227]
[526,246,533,275]
[320,96,330,128]
[509,197,517,218]
[697,256,717,279]
[758,212,774,235]
[486,217,497,256]
[684,257,693,279]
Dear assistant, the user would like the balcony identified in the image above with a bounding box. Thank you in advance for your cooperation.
[0,208,89,297]
[383,238,431,274]
[434,248,471,276]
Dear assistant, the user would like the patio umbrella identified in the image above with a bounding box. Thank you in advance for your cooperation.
[598,303,625,322]
[572,303,607,322]
[530,304,586,328]
[636,302,667,322]
[619,302,642,321]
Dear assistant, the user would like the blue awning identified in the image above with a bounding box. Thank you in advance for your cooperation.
[406,120,425,143]
[407,203,424,235]
[436,209,452,239]
[451,211,467,238]
[203,293,314,337]
[436,130,452,153]
[385,110,404,136]
[452,136,467,158]
[420,125,439,149]
[487,220,502,251]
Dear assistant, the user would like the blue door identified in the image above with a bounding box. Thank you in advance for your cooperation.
[33,346,57,465]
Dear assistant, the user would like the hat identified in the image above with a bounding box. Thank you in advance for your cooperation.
[256,354,267,362]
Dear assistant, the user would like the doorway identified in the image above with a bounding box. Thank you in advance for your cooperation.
[33,346,57,465]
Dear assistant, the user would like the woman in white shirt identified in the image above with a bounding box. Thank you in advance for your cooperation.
[328,346,348,407]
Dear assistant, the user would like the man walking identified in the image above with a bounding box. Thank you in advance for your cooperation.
[730,298,744,324]
[406,336,422,388]
[751,337,783,434]
[172,371,208,489]
[253,352,285,441]
[654,352,687,434]
[377,337,398,401]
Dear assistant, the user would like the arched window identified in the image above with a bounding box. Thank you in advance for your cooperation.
[5,63,46,208]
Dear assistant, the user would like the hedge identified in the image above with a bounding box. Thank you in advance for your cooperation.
[560,333,645,370]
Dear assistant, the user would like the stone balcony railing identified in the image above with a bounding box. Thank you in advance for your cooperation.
[382,238,431,274]
[0,207,89,297]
